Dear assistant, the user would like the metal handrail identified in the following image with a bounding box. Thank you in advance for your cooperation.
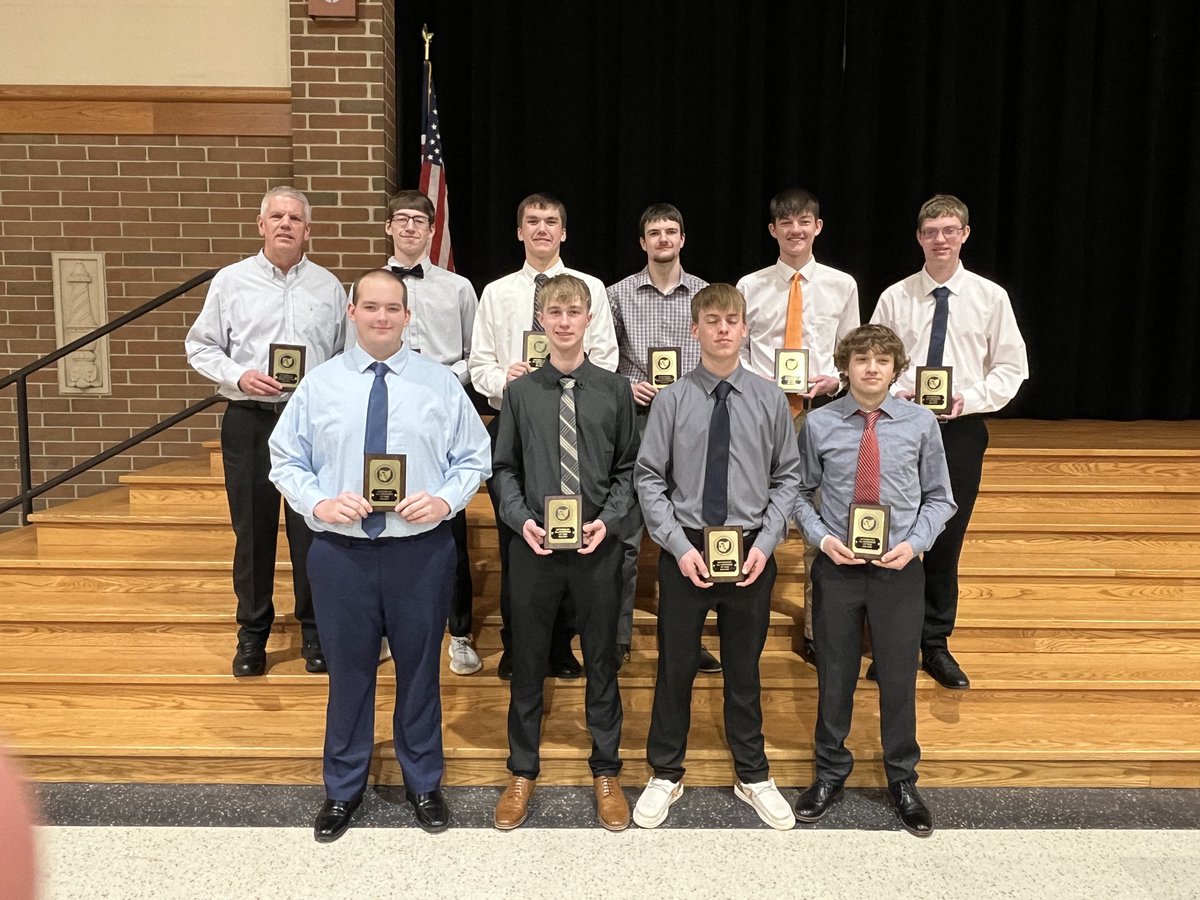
[1,269,221,524]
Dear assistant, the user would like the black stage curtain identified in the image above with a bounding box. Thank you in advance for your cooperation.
[396,1,1200,420]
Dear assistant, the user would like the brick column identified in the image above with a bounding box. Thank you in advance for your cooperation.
[289,0,397,281]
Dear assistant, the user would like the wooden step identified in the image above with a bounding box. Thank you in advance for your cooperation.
[981,457,1200,484]
[986,419,1200,451]
[7,679,1199,786]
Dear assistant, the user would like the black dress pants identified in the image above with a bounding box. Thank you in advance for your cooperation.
[647,536,775,785]
[506,533,623,779]
[485,414,574,659]
[811,554,924,785]
[221,401,315,644]
[447,508,474,637]
[921,415,988,653]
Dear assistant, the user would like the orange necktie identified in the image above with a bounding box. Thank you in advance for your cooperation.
[784,271,805,415]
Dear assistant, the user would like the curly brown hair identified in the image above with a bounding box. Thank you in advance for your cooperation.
[833,324,910,389]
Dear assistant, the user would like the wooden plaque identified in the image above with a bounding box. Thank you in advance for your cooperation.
[364,454,406,512]
[268,343,306,391]
[848,503,891,560]
[648,346,681,387]
[523,331,551,370]
[543,494,583,550]
[704,525,744,583]
[774,348,810,393]
[915,366,953,413]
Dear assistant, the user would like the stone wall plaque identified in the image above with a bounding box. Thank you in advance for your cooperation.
[51,252,111,396]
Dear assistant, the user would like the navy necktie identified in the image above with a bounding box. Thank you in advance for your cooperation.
[531,273,549,332]
[362,361,389,539]
[702,380,733,526]
[927,286,950,366]
[390,264,424,279]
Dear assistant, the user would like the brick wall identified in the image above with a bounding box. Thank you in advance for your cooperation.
[0,1,397,528]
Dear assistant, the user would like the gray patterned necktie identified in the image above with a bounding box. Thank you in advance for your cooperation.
[558,376,580,494]
[532,273,549,332]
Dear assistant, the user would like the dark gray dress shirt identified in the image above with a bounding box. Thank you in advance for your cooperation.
[493,358,639,533]
[636,362,802,561]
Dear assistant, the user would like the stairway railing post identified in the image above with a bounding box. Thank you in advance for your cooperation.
[16,375,33,525]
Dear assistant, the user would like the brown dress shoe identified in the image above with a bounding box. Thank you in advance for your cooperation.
[494,775,535,830]
[594,775,630,832]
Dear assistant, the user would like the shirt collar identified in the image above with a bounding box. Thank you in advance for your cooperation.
[693,361,750,396]
[257,249,307,280]
[919,261,966,296]
[386,255,432,270]
[774,255,817,284]
[539,357,592,386]
[833,391,903,421]
[348,341,411,376]
[632,266,694,296]
[521,259,565,282]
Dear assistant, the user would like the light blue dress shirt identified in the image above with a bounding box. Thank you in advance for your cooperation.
[794,392,956,554]
[268,342,491,538]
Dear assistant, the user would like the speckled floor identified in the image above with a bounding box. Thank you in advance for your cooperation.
[24,784,1200,898]
[35,826,1200,900]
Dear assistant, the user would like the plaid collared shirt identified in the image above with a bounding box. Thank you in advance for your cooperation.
[606,268,707,385]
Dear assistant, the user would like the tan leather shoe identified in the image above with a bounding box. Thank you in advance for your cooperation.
[494,775,535,830]
[594,775,630,832]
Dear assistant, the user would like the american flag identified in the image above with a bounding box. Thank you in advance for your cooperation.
[419,57,454,271]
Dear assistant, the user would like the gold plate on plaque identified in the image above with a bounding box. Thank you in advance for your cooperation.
[269,343,306,391]
[774,348,810,393]
[848,503,891,560]
[363,454,406,512]
[703,525,744,583]
[543,494,583,550]
[523,331,551,370]
[647,346,681,387]
[914,366,953,413]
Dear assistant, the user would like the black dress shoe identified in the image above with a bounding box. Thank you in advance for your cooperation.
[314,795,362,843]
[889,779,934,837]
[406,789,450,834]
[302,638,327,674]
[497,653,513,681]
[923,649,970,689]
[799,638,817,670]
[794,779,844,822]
[697,645,722,674]
[549,651,583,679]
[615,643,631,672]
[232,641,266,677]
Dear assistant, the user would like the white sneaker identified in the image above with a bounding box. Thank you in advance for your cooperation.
[448,635,483,675]
[632,777,683,829]
[734,778,796,830]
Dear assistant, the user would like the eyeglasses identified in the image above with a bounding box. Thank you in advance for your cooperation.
[390,214,430,228]
[919,225,965,241]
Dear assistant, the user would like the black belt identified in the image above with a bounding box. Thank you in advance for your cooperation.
[229,399,288,414]
[314,526,444,548]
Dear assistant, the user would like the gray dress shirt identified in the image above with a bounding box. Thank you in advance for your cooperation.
[794,393,957,554]
[636,362,802,561]
[607,268,706,385]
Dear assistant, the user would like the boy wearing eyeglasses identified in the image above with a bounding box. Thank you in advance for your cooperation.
[365,189,484,676]
[870,194,1028,690]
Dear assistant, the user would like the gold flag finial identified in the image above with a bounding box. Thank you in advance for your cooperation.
[422,24,434,62]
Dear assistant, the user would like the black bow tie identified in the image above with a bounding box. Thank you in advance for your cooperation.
[390,264,424,279]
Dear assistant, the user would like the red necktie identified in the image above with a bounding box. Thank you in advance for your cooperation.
[853,409,882,504]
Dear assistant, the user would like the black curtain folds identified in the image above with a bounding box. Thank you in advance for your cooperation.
[396,1,1200,419]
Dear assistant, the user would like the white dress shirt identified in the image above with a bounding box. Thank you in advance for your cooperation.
[185,251,347,402]
[737,256,860,382]
[468,260,618,409]
[871,263,1028,416]
[268,342,491,538]
[345,256,478,385]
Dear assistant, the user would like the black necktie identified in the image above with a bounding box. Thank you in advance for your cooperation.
[531,273,549,332]
[927,286,950,366]
[390,264,424,279]
[702,380,733,526]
